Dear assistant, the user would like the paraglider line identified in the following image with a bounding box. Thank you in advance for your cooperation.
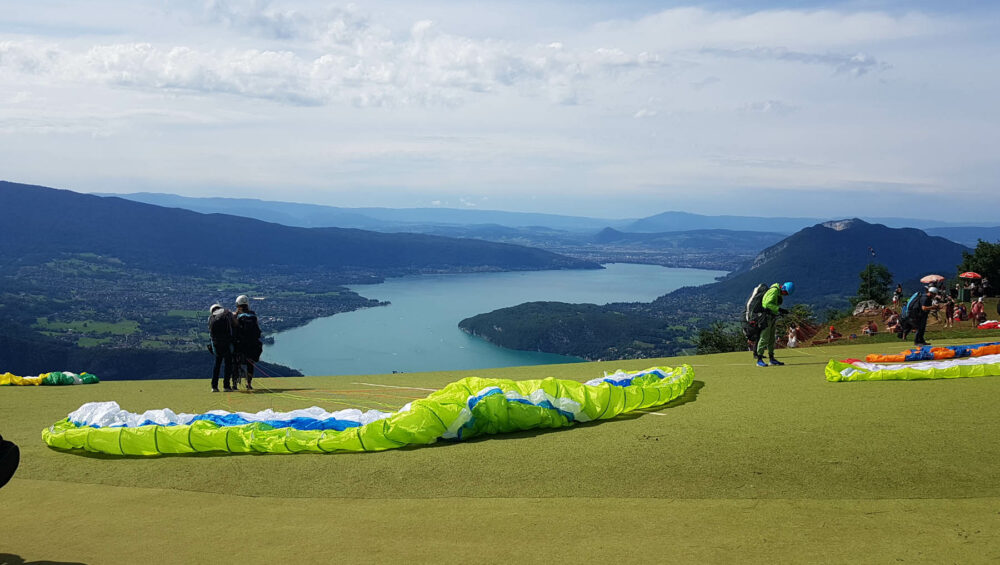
[353,382,437,392]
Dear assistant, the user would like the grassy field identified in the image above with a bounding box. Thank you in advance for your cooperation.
[2,337,1000,563]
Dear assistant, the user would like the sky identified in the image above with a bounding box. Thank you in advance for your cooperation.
[1,0,998,221]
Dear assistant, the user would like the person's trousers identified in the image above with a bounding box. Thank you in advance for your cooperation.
[913,317,928,345]
[212,340,233,389]
[756,316,776,357]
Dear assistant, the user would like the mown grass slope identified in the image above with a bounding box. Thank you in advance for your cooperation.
[2,338,1000,564]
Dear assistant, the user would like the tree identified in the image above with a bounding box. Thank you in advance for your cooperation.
[855,263,893,304]
[958,240,1000,289]
[696,322,749,355]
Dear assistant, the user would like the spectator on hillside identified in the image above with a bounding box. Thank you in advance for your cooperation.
[941,294,955,328]
[862,320,878,336]
[827,326,842,342]
[955,303,969,324]
[786,323,799,348]
[983,278,991,297]
[971,297,986,324]
[892,284,903,309]
[886,313,902,335]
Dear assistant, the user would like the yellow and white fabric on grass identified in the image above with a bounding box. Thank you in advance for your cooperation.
[826,354,1000,382]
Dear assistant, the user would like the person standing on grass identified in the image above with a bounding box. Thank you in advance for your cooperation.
[234,295,263,391]
[941,293,955,328]
[755,282,794,367]
[912,287,940,347]
[208,303,237,392]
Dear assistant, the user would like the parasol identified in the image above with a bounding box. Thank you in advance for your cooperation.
[919,274,945,284]
[958,271,982,279]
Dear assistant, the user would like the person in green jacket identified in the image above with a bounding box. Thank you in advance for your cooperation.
[756,281,794,367]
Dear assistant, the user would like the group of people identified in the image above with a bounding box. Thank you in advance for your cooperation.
[207,295,263,392]
[752,276,995,363]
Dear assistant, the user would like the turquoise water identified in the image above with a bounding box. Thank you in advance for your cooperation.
[264,263,725,376]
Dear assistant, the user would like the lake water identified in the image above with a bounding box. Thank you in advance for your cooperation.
[264,263,725,376]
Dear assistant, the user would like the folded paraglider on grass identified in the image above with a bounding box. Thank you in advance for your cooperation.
[43,366,693,456]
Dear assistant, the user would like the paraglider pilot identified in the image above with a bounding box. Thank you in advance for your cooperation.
[756,282,794,367]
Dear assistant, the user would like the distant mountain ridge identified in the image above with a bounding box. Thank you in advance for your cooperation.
[0,182,598,274]
[624,210,995,234]
[99,192,998,237]
[99,192,627,231]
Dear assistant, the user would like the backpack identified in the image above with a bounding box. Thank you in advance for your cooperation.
[901,292,922,321]
[741,283,770,345]
[237,311,262,342]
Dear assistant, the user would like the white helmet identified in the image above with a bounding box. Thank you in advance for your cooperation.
[928,286,939,294]
[236,295,249,306]
[210,303,223,314]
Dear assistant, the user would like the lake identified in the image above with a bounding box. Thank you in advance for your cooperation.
[264,263,726,376]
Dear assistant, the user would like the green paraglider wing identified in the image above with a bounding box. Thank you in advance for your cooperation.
[43,366,693,456]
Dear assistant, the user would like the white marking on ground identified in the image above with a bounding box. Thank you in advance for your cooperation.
[636,410,667,416]
[352,382,437,392]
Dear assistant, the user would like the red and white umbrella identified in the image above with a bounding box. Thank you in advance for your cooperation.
[959,271,982,279]
[920,274,945,284]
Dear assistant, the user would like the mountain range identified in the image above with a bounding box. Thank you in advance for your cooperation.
[103,191,999,238]
[0,181,597,274]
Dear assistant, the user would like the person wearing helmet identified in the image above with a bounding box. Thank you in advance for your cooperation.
[208,303,237,392]
[912,287,941,346]
[755,281,794,367]
[234,295,263,391]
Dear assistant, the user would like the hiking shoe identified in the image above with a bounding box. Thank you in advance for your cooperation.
[769,358,785,366]
[211,388,220,393]
[223,386,233,392]
[245,383,253,391]
[915,342,931,346]
[756,359,768,367]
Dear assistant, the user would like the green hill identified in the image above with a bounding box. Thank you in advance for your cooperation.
[3,342,999,563]
[708,218,970,306]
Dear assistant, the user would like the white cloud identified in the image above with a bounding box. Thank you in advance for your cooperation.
[740,100,797,116]
[701,47,889,76]
[0,1,997,220]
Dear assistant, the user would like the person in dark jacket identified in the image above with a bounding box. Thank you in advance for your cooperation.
[234,295,263,391]
[208,303,237,392]
[912,287,940,346]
